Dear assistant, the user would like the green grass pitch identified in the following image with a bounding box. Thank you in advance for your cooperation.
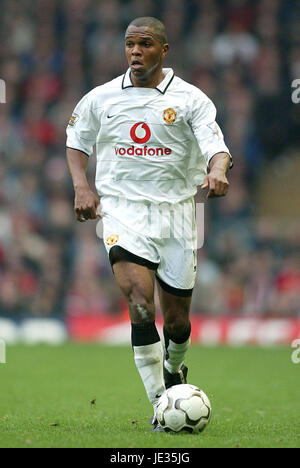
[0,343,299,448]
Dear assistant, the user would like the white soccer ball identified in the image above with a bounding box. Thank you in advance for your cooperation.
[156,384,211,433]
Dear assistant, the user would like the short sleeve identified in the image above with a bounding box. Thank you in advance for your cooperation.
[66,93,99,157]
[190,93,232,169]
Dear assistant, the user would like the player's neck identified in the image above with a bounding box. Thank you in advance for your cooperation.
[130,68,165,89]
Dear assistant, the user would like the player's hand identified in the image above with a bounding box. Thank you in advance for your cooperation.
[74,187,101,222]
[201,168,229,199]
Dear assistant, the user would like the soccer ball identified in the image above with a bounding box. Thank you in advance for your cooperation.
[156,384,211,433]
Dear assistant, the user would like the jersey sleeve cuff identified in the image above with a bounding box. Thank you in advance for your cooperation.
[66,146,91,158]
[207,151,233,172]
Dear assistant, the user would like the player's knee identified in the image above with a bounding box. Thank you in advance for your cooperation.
[164,315,189,339]
[126,284,155,322]
[127,283,150,305]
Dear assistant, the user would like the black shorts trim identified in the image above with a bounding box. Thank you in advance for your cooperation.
[155,274,193,297]
[109,246,159,271]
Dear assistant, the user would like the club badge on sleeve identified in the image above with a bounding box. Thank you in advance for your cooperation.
[68,113,79,127]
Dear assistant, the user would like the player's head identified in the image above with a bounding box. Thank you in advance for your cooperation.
[126,17,168,44]
[125,17,169,84]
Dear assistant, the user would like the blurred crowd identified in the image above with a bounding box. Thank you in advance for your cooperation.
[0,0,300,317]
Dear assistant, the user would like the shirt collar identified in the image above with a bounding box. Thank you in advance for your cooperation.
[121,68,175,94]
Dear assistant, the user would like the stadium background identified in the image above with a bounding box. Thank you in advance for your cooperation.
[0,0,300,345]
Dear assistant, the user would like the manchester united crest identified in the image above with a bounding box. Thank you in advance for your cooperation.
[106,234,119,246]
[163,108,177,124]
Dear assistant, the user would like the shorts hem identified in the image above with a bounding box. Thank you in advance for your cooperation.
[155,273,194,297]
[109,246,159,271]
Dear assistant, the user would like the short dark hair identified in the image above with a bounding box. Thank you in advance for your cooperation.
[126,17,168,44]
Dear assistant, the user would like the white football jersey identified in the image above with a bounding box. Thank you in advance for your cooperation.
[66,68,231,203]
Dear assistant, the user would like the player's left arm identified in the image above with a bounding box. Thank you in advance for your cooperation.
[189,91,232,199]
[201,152,231,199]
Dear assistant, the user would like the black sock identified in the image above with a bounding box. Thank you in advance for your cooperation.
[131,321,161,347]
[163,321,191,348]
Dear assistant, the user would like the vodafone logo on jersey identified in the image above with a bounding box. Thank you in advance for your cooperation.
[114,122,172,158]
[130,122,151,144]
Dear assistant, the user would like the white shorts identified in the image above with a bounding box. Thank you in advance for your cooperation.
[100,196,197,296]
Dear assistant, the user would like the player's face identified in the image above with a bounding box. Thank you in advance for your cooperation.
[125,26,169,83]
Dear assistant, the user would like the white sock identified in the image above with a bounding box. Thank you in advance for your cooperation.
[133,341,166,408]
[164,337,190,374]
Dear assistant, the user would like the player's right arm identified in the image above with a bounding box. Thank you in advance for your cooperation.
[66,92,101,222]
[66,148,101,222]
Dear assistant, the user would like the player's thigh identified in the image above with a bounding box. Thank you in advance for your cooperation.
[157,281,191,331]
[113,261,156,319]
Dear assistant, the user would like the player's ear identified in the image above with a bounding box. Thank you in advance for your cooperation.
[162,43,169,57]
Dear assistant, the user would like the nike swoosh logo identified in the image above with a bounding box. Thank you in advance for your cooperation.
[107,114,115,119]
